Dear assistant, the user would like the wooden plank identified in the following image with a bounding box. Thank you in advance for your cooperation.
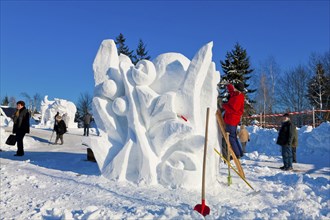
[216,109,245,178]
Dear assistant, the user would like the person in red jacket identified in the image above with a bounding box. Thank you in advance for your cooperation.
[222,81,245,158]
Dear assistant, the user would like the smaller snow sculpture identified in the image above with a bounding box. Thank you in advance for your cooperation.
[39,96,77,128]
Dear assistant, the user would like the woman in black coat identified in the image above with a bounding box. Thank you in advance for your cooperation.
[12,101,30,156]
[54,115,67,145]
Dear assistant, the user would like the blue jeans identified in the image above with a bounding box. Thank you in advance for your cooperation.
[226,124,244,158]
[281,145,293,168]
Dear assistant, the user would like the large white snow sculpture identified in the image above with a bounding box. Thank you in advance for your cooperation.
[39,96,77,128]
[90,39,221,189]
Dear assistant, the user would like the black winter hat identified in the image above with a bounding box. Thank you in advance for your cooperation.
[234,81,245,92]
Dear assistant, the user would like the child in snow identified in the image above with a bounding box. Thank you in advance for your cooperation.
[238,125,250,153]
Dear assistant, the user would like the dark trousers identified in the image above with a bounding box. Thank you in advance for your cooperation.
[226,124,243,158]
[16,132,26,155]
[281,145,293,168]
[292,147,297,162]
[55,134,64,144]
[83,124,90,136]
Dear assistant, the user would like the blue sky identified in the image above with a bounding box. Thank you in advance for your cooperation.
[1,1,329,104]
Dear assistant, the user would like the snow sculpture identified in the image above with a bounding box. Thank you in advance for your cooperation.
[39,96,77,128]
[90,39,221,189]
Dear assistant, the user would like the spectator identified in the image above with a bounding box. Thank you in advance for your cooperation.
[238,125,250,153]
[54,115,67,145]
[83,112,93,136]
[62,113,68,128]
[11,100,30,156]
[292,125,298,163]
[276,113,294,171]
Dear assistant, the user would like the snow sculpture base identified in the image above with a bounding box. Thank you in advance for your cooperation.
[91,39,221,189]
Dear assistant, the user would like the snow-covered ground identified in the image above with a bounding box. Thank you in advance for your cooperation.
[0,123,329,219]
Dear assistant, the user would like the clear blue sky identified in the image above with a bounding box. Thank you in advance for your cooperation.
[1,1,329,104]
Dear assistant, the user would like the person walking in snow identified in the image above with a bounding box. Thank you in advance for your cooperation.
[83,112,93,136]
[54,115,67,145]
[276,113,294,171]
[238,124,250,153]
[11,100,30,156]
[222,80,245,158]
[53,111,60,129]
[292,125,298,163]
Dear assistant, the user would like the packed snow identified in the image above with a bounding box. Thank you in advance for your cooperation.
[0,122,329,219]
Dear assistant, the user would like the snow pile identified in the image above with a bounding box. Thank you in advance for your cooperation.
[89,39,220,189]
[36,95,77,129]
[246,122,330,163]
[300,122,330,153]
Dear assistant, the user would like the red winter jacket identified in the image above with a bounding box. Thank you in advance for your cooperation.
[222,84,245,126]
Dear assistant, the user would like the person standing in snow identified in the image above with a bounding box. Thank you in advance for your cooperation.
[54,115,67,145]
[292,125,298,163]
[276,113,294,170]
[53,111,60,129]
[238,124,250,153]
[83,112,93,136]
[11,101,30,156]
[222,81,245,158]
[62,113,69,128]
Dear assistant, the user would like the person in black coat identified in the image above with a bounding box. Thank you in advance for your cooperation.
[276,113,294,171]
[11,100,30,156]
[54,115,67,145]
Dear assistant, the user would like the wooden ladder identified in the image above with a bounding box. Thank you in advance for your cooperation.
[216,109,245,178]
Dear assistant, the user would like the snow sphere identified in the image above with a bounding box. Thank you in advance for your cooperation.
[102,80,117,100]
[132,60,156,86]
[112,97,128,116]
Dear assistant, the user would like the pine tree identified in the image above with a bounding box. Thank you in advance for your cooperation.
[219,43,256,116]
[115,33,133,59]
[307,63,330,110]
[1,96,9,106]
[75,92,93,128]
[132,39,151,65]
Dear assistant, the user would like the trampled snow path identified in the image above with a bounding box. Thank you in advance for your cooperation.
[1,127,329,219]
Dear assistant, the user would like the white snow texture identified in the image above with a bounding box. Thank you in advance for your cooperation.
[90,39,220,189]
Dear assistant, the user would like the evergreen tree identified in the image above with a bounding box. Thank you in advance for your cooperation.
[76,92,93,118]
[115,33,133,60]
[307,63,330,110]
[219,43,256,116]
[1,96,9,106]
[132,39,151,65]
